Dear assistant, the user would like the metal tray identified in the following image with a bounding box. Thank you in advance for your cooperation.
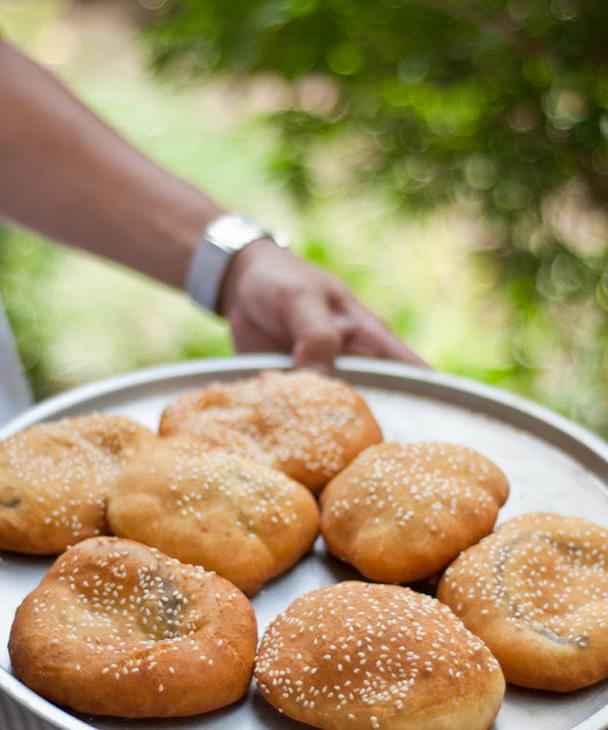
[1,355,607,730]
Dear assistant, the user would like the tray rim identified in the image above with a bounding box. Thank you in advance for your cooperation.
[2,354,607,464]
[1,353,607,730]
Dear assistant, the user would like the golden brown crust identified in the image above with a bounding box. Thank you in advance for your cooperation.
[9,537,257,718]
[158,370,383,493]
[0,415,155,554]
[320,442,509,583]
[68,413,155,458]
[255,581,505,730]
[107,441,320,596]
[163,426,276,467]
[437,512,608,692]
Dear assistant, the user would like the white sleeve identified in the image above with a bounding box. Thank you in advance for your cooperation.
[0,301,32,426]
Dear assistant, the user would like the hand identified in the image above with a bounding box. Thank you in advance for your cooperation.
[219,238,429,372]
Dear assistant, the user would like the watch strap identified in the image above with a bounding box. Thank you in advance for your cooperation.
[186,230,233,313]
[186,213,285,313]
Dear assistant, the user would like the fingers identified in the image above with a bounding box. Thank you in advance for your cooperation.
[344,327,430,367]
[227,257,429,371]
[229,309,287,353]
[287,292,429,371]
[342,301,431,369]
[287,294,343,373]
[366,329,431,368]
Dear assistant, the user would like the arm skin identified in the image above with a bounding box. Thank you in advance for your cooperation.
[0,39,215,289]
[0,39,427,370]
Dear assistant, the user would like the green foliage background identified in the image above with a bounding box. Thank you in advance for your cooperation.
[145,0,608,435]
[0,0,606,438]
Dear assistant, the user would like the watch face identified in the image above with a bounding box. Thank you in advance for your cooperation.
[207,215,266,252]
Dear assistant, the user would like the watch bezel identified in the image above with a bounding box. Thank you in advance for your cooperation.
[205,214,269,253]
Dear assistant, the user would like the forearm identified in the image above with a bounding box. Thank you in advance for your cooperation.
[0,40,222,288]
[0,43,426,370]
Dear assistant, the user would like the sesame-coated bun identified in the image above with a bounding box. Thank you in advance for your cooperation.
[0,415,155,554]
[320,442,509,584]
[65,414,155,458]
[107,441,320,596]
[255,581,505,730]
[437,512,608,692]
[158,370,383,493]
[164,425,276,467]
[9,537,257,718]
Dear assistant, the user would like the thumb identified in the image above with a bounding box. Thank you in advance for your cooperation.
[287,294,342,373]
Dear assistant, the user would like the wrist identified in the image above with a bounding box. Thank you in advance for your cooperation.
[217,237,277,316]
[186,214,286,314]
[152,191,224,290]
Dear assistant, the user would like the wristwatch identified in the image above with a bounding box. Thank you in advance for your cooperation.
[186,213,287,313]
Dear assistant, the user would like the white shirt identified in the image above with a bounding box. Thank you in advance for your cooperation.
[0,309,49,729]
[0,300,32,426]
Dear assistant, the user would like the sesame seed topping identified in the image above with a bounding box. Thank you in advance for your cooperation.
[159,370,381,490]
[10,535,258,713]
[0,415,154,552]
[256,582,501,726]
[437,512,608,689]
[321,442,508,583]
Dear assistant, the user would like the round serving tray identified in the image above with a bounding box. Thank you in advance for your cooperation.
[1,355,607,730]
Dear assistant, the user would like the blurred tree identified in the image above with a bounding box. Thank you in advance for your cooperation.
[143,0,608,432]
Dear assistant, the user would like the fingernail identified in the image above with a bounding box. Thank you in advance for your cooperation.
[304,360,331,375]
